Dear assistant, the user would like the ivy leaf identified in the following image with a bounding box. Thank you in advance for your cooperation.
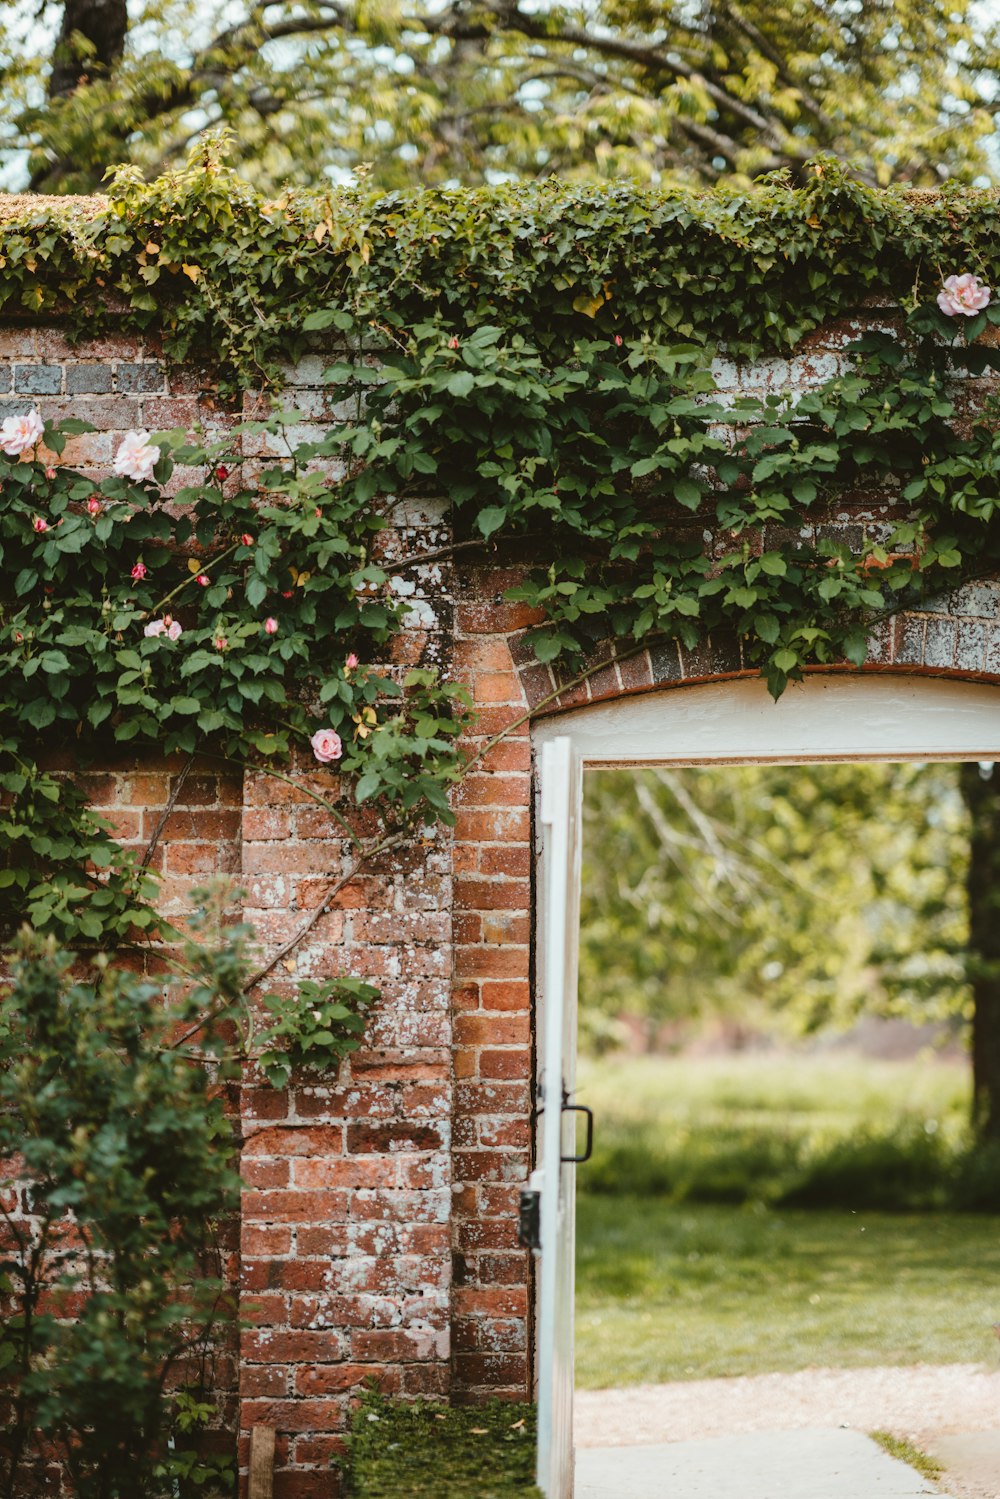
[476,506,507,538]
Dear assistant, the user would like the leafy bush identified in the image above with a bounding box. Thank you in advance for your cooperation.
[0,930,241,1499]
[342,1392,541,1499]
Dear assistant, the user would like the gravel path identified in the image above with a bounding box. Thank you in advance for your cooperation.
[576,1365,1000,1498]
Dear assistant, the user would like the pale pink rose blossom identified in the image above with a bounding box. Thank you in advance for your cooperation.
[31,517,48,533]
[264,617,279,634]
[214,636,228,651]
[45,467,56,480]
[144,620,166,638]
[113,430,161,483]
[86,496,102,516]
[938,273,991,317]
[310,728,343,764]
[1,410,44,457]
[166,618,182,641]
[345,652,359,670]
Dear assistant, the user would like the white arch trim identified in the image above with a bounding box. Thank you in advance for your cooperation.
[531,673,1000,767]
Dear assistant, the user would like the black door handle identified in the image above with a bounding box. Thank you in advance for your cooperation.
[560,1103,594,1164]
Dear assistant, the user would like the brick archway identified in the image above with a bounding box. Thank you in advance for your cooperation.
[450,572,1000,1412]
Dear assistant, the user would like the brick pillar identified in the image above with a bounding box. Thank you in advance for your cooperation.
[238,759,454,1496]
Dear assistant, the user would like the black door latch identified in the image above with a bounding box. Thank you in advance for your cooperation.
[518,1170,542,1251]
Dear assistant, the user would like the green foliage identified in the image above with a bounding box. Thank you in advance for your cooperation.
[576,1197,1000,1387]
[4,155,1000,1096]
[580,764,970,1043]
[5,1,1000,193]
[343,1391,541,1499]
[0,928,241,1498]
[8,148,1000,383]
[576,1053,998,1211]
[255,977,379,1089]
[0,393,473,959]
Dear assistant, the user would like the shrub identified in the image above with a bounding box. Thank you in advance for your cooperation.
[0,930,240,1499]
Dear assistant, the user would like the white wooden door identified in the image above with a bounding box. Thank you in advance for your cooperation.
[536,736,583,1499]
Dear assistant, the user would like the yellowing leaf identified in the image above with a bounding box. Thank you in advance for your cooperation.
[572,291,604,318]
[187,558,203,574]
[313,220,331,244]
[181,263,201,282]
[145,240,160,255]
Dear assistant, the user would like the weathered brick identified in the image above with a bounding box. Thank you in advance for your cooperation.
[14,364,62,394]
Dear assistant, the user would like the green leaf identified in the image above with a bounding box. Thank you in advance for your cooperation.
[673,479,702,509]
[477,506,507,538]
[447,371,475,398]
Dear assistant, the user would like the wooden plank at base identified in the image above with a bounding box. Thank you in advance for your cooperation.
[248,1426,276,1499]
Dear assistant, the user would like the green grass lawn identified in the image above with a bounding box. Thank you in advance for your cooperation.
[576,1197,1000,1387]
[574,1053,1000,1388]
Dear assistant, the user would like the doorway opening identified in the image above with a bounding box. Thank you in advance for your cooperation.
[574,759,1000,1499]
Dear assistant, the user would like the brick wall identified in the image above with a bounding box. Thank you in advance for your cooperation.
[5,313,1000,1497]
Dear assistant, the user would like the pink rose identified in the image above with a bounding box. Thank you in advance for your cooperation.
[131,561,147,580]
[196,573,210,587]
[448,336,460,350]
[240,533,254,546]
[86,496,102,516]
[345,652,359,670]
[1,410,44,457]
[214,636,228,651]
[938,273,991,317]
[614,334,623,346]
[166,618,182,641]
[114,430,161,483]
[216,465,230,481]
[263,616,278,635]
[45,467,56,480]
[13,631,23,643]
[310,728,343,764]
[31,517,48,533]
[143,619,166,638]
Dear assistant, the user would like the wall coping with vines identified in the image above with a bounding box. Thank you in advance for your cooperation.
[3,136,1000,1072]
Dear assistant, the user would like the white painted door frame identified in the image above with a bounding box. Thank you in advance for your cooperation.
[531,674,1000,1499]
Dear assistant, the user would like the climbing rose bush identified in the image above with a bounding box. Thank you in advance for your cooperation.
[938,273,991,316]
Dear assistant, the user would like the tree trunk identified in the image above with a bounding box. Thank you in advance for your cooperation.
[959,761,1000,1141]
[49,0,128,98]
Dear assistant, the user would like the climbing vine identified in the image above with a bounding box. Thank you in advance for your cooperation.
[3,135,1000,1056]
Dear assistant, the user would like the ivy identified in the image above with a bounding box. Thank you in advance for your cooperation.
[3,138,1000,1054]
[3,138,1000,390]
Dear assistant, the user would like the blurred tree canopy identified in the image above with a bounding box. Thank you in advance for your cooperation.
[580,763,971,1050]
[4,1,1000,195]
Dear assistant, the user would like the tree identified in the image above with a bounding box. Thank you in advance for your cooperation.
[4,1,1000,195]
[579,762,971,1052]
[957,763,1000,1142]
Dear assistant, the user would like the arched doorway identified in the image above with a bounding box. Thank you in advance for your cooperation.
[531,674,1000,1498]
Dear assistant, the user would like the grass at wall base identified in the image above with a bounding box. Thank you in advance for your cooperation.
[341,1393,542,1499]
